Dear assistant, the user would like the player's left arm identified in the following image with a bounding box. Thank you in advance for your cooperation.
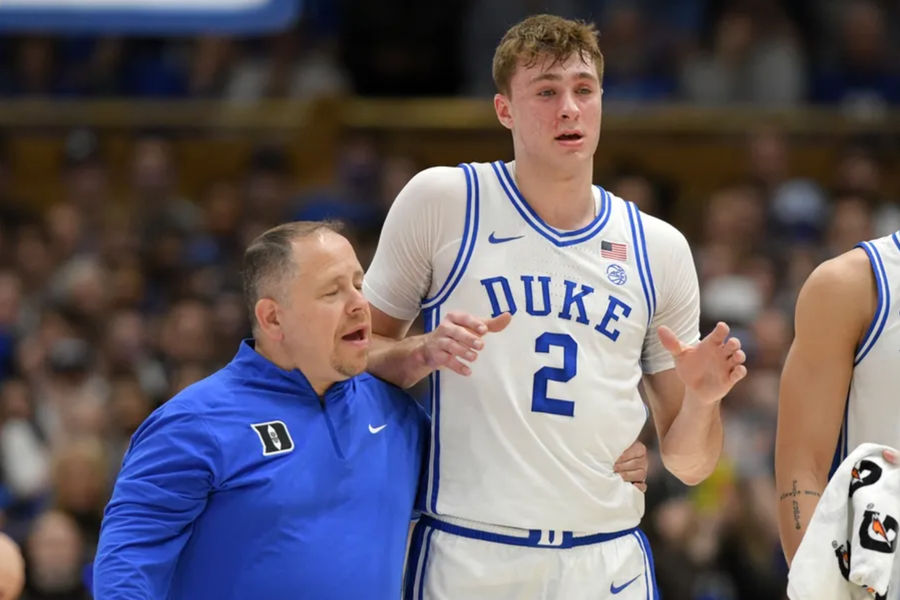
[637,218,746,485]
[643,323,746,485]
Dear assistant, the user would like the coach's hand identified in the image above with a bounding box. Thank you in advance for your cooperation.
[422,311,511,376]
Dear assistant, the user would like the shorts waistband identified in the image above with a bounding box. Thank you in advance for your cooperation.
[419,514,638,549]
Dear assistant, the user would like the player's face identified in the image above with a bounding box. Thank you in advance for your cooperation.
[496,53,602,168]
[279,231,370,393]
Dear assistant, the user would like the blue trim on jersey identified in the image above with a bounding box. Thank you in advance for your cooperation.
[633,205,658,318]
[418,514,637,549]
[422,309,442,514]
[422,164,480,309]
[893,232,900,253]
[626,202,653,325]
[843,402,849,459]
[829,391,851,479]
[429,366,442,514]
[490,161,612,247]
[854,242,890,365]
[495,161,608,238]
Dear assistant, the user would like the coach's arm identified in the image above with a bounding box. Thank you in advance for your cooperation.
[93,406,215,598]
[366,307,510,389]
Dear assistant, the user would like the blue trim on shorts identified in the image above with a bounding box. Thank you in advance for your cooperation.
[635,529,660,599]
[418,526,435,600]
[418,514,637,550]
[403,520,428,600]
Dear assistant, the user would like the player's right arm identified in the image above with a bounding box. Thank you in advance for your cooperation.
[775,248,874,565]
[93,403,218,598]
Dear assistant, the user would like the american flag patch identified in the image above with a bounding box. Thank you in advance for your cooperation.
[601,240,628,260]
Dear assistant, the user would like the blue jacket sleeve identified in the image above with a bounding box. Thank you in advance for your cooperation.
[93,403,220,599]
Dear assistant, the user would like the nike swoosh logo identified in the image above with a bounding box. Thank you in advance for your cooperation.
[610,574,640,595]
[368,424,387,434]
[488,232,524,244]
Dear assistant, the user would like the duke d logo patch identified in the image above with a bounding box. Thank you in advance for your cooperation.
[251,420,294,456]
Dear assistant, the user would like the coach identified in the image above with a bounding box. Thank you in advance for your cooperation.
[93,222,427,599]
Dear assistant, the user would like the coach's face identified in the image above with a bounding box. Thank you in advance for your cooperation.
[279,231,371,395]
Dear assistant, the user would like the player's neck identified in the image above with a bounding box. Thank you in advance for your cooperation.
[511,158,595,230]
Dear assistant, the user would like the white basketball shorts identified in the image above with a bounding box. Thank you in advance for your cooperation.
[403,514,659,600]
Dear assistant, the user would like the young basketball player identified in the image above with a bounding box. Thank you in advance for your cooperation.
[365,14,747,599]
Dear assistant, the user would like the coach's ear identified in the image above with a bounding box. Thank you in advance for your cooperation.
[494,93,513,130]
[254,298,283,342]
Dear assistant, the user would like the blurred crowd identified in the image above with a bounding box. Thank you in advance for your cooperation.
[1,0,900,112]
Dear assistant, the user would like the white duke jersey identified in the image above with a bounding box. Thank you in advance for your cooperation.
[833,232,900,472]
[365,161,700,532]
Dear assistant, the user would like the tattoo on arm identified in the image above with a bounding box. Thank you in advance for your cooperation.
[779,479,822,501]
[779,479,822,530]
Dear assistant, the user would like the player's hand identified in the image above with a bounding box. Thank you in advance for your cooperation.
[658,321,747,405]
[884,449,898,464]
[614,440,648,492]
[422,311,511,376]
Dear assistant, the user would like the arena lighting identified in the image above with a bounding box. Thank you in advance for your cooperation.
[0,0,300,34]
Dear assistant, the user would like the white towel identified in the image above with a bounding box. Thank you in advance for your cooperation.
[788,443,900,600]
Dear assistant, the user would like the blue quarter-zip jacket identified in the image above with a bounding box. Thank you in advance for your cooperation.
[93,340,427,599]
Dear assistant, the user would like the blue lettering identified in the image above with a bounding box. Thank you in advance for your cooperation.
[521,275,552,316]
[558,280,594,325]
[480,276,517,317]
[594,295,632,341]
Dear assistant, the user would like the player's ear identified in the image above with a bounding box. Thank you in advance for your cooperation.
[494,93,513,130]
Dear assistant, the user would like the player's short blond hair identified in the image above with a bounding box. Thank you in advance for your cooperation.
[492,14,604,97]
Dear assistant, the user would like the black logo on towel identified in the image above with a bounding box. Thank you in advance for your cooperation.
[252,421,294,456]
[833,540,851,579]
[850,459,882,497]
[859,508,898,554]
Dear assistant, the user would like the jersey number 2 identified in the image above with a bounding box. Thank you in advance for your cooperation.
[532,332,577,417]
